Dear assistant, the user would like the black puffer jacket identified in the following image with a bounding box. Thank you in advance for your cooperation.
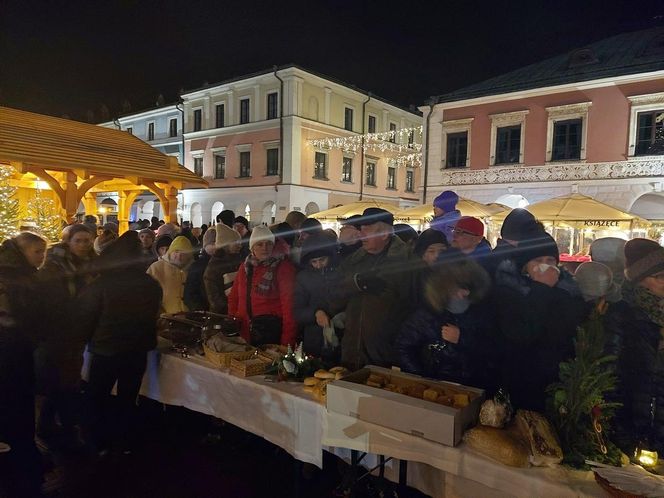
[492,259,587,411]
[184,250,211,311]
[397,302,495,388]
[204,248,243,314]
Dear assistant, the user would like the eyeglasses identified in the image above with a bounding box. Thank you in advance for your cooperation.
[650,272,664,281]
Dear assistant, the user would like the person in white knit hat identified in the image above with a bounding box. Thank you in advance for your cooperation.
[228,225,298,345]
[203,224,243,314]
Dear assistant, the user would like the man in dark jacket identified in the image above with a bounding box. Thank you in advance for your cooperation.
[338,215,363,261]
[204,225,243,314]
[184,228,216,311]
[332,208,415,370]
[0,233,47,497]
[76,232,162,455]
[294,234,339,359]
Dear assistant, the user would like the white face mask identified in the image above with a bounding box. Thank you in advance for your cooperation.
[535,263,560,274]
[446,297,471,314]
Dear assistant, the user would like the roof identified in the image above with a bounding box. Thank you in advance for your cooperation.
[435,26,664,104]
[0,106,205,186]
[184,64,422,118]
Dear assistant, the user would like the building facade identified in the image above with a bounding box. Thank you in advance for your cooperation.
[180,65,422,226]
[421,27,664,222]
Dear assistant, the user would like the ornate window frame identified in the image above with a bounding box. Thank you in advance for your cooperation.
[489,110,528,166]
[441,117,473,169]
[627,92,664,157]
[545,102,591,162]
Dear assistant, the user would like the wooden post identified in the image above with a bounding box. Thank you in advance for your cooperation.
[165,186,178,223]
[63,172,79,222]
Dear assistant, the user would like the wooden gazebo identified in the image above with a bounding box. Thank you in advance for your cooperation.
[0,106,206,232]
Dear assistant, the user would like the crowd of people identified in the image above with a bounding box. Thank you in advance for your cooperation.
[1,192,663,496]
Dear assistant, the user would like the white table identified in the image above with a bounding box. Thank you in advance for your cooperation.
[139,348,327,467]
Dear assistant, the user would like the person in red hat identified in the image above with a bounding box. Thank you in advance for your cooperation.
[451,216,492,269]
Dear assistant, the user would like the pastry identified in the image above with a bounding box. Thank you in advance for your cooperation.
[304,377,320,386]
[453,393,470,408]
[329,366,346,373]
[314,369,335,380]
[423,388,439,401]
[463,425,530,467]
[334,371,347,380]
[303,385,315,393]
[479,399,509,428]
[515,410,563,466]
[366,373,387,387]
[405,383,427,399]
[435,396,454,406]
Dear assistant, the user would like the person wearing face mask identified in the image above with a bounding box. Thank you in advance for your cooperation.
[492,232,586,411]
[147,235,194,314]
[397,254,493,387]
[293,234,341,359]
[36,223,97,446]
[337,215,363,261]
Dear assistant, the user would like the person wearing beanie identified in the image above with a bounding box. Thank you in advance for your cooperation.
[216,209,236,228]
[204,226,244,314]
[228,225,298,346]
[155,222,179,239]
[293,234,341,359]
[590,237,627,286]
[414,228,449,266]
[611,239,664,456]
[183,228,219,311]
[153,234,173,258]
[451,217,492,269]
[430,190,460,243]
[146,235,193,313]
[75,232,162,455]
[394,224,418,246]
[232,216,252,259]
[492,230,586,411]
[575,261,620,303]
[338,215,363,261]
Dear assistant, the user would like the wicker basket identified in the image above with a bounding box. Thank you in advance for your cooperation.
[594,473,645,498]
[203,344,256,368]
[230,356,273,377]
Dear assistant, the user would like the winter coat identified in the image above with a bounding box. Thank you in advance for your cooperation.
[75,269,162,356]
[491,258,587,411]
[293,266,339,358]
[332,236,415,370]
[228,258,298,345]
[36,243,97,388]
[465,238,493,272]
[397,302,496,388]
[204,248,242,314]
[184,250,211,311]
[610,297,664,455]
[147,257,188,314]
[430,209,461,244]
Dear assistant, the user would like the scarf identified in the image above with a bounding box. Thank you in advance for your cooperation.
[623,281,664,328]
[245,255,283,295]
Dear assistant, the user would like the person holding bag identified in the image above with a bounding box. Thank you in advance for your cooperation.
[228,225,297,346]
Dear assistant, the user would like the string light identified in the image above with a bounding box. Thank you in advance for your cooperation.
[0,164,20,242]
[309,126,423,167]
[25,189,63,242]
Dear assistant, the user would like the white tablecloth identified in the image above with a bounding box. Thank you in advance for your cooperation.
[139,348,326,468]
[323,412,605,498]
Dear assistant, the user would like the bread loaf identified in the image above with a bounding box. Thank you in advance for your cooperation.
[515,410,563,467]
[463,425,530,467]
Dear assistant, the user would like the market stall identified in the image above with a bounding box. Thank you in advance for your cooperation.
[492,193,651,254]
[310,200,402,230]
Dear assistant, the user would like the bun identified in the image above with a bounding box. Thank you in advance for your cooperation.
[314,369,335,380]
[304,377,320,387]
[463,425,530,467]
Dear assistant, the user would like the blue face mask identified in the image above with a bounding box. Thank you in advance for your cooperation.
[446,297,471,314]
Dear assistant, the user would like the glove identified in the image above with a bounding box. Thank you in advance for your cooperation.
[353,272,387,294]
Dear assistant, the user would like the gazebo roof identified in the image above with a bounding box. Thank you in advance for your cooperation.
[0,106,205,187]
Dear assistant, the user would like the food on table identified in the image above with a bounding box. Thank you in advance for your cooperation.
[366,373,388,388]
[329,366,346,374]
[479,399,510,428]
[515,409,563,466]
[314,369,335,380]
[435,396,455,407]
[205,334,251,353]
[303,385,315,393]
[304,377,319,386]
[405,383,427,399]
[463,424,531,468]
[312,379,331,403]
[453,393,470,408]
[423,388,439,401]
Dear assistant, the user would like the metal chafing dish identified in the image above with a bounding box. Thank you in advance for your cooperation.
[158,311,240,357]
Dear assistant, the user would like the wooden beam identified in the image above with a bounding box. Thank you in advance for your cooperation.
[76,176,112,205]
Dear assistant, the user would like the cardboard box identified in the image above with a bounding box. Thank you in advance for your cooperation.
[326,365,485,446]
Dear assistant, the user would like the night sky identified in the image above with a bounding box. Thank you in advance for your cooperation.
[1,0,662,122]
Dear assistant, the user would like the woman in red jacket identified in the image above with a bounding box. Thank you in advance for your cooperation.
[229,225,297,346]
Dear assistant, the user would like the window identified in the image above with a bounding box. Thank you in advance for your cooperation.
[147,122,155,141]
[193,109,202,131]
[635,110,664,155]
[266,148,279,176]
[314,152,327,179]
[551,119,582,161]
[126,126,133,135]
[215,104,225,128]
[267,93,278,120]
[239,151,251,177]
[342,157,353,182]
[389,123,397,143]
[387,167,396,189]
[365,162,376,186]
[240,99,250,124]
[344,107,354,132]
[214,154,225,179]
[405,170,414,192]
[446,132,468,168]
[193,157,203,176]
[408,130,414,147]
[368,115,376,133]
[169,118,178,137]
[495,125,521,164]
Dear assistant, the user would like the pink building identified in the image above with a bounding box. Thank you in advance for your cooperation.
[422,27,664,221]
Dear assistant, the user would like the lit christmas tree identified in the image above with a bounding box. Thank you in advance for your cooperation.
[25,190,63,242]
[0,164,20,242]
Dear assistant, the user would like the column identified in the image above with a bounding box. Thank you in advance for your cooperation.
[83,192,97,216]
[227,89,235,125]
[254,85,261,121]
[117,191,129,234]
[324,87,332,124]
